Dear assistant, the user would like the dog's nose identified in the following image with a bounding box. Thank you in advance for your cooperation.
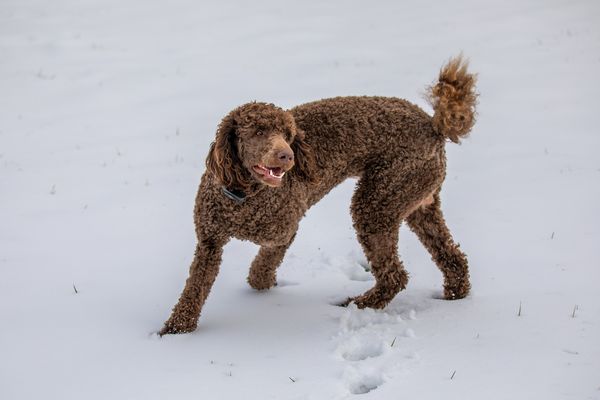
[278,150,294,163]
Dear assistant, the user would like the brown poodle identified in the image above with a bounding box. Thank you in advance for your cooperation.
[160,56,478,335]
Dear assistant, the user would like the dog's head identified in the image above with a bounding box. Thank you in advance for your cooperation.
[206,102,317,191]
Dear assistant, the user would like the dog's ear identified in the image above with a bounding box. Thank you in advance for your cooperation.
[291,128,318,184]
[206,111,253,190]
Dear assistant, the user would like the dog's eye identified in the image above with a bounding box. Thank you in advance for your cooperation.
[256,131,263,136]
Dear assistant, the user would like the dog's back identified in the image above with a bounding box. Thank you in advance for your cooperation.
[290,96,444,207]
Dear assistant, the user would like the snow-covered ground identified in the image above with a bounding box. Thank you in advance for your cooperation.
[1,0,599,399]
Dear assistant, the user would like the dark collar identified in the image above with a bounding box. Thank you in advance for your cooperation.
[221,186,247,204]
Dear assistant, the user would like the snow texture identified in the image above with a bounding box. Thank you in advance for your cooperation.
[1,0,599,399]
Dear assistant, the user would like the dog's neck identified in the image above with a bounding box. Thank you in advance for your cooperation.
[221,183,265,204]
[221,186,247,204]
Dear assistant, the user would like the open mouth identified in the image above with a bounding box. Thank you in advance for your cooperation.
[253,164,286,182]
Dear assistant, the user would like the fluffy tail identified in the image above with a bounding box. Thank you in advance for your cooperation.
[427,55,478,143]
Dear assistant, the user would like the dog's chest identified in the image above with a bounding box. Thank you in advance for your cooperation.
[220,190,306,247]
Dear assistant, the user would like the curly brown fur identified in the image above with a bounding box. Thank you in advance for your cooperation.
[427,55,478,143]
[406,193,471,299]
[247,235,295,290]
[205,112,252,192]
[161,56,477,335]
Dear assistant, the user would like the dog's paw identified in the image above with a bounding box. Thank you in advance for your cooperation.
[350,277,408,309]
[352,293,391,310]
[159,318,198,336]
[247,274,277,291]
[338,295,390,309]
[159,324,195,336]
[443,280,471,300]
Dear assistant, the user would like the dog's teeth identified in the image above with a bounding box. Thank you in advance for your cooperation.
[268,169,284,179]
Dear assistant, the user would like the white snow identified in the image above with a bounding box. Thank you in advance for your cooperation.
[1,0,599,399]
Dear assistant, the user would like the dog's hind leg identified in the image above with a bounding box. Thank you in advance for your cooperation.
[160,236,227,335]
[349,229,407,309]
[406,192,471,299]
[247,235,296,290]
[348,160,443,309]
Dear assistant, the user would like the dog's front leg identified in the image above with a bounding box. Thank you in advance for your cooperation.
[160,237,227,335]
[247,235,296,291]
